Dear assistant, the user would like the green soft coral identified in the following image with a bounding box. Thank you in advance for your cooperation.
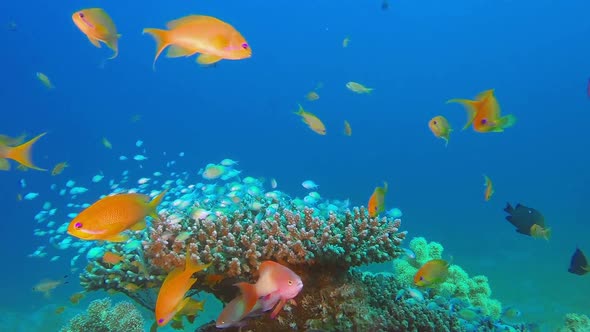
[392,237,503,319]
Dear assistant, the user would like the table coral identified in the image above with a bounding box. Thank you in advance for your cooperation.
[59,298,145,332]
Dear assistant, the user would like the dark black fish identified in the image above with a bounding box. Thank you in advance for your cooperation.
[503,203,545,236]
[568,248,589,276]
[381,0,389,11]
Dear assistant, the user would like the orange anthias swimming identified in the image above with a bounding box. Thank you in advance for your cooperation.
[155,250,211,327]
[368,182,388,217]
[143,15,252,68]
[483,175,494,201]
[72,8,120,59]
[447,89,516,133]
[67,190,167,242]
[0,132,47,171]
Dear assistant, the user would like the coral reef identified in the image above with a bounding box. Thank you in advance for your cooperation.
[393,237,503,318]
[557,313,590,332]
[59,298,145,332]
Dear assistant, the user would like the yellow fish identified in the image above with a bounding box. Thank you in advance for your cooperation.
[368,182,388,217]
[294,104,326,135]
[36,72,54,89]
[306,91,319,101]
[143,15,251,68]
[344,120,352,136]
[530,224,551,240]
[483,175,494,201]
[342,36,350,48]
[33,276,68,298]
[346,81,373,94]
[72,8,121,59]
[67,190,167,242]
[0,133,46,171]
[414,259,450,287]
[428,115,452,146]
[0,133,27,146]
[102,137,112,149]
[51,162,68,176]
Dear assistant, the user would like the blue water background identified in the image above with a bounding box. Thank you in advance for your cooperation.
[1,0,589,329]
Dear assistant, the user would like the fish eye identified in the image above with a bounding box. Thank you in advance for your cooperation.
[419,276,424,281]
[158,318,164,324]
[79,13,85,18]
[480,119,487,124]
[241,43,249,49]
[74,222,83,229]
[433,121,437,125]
[288,280,293,285]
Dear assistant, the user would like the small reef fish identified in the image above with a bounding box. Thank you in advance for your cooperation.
[55,306,66,314]
[344,120,352,136]
[67,190,167,242]
[174,231,192,242]
[155,250,211,327]
[234,261,303,320]
[202,164,226,180]
[33,275,68,298]
[302,180,318,190]
[72,8,120,59]
[306,91,319,101]
[204,274,225,289]
[69,292,85,304]
[502,306,522,321]
[503,203,547,237]
[447,89,516,133]
[217,293,279,328]
[368,182,388,217]
[220,158,238,166]
[530,223,551,240]
[428,115,451,146]
[294,104,326,135]
[342,36,350,48]
[36,72,54,89]
[346,81,373,94]
[102,251,124,265]
[143,15,251,68]
[102,137,112,149]
[458,308,481,321]
[51,162,68,176]
[0,133,47,171]
[568,247,590,276]
[483,175,494,201]
[131,114,142,123]
[414,259,450,287]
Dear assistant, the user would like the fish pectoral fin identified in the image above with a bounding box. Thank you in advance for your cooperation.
[103,233,130,242]
[166,45,196,58]
[87,36,101,48]
[270,298,287,319]
[196,53,222,65]
[130,219,147,231]
[174,297,192,316]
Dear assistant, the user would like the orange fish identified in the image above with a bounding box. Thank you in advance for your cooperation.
[143,15,251,68]
[344,120,352,136]
[155,250,211,327]
[483,175,494,201]
[69,292,85,305]
[428,115,452,146]
[447,89,516,133]
[51,161,68,176]
[414,259,450,287]
[67,190,167,242]
[204,274,225,289]
[72,8,120,59]
[0,133,46,171]
[368,182,388,217]
[102,252,124,265]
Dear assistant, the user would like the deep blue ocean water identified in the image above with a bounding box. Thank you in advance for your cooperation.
[1,0,589,330]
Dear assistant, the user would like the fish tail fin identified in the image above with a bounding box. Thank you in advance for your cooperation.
[6,132,47,171]
[504,202,514,214]
[544,227,552,241]
[147,189,168,221]
[142,28,170,70]
[446,98,478,130]
[499,114,517,129]
[294,104,304,115]
[235,282,258,317]
[106,36,120,60]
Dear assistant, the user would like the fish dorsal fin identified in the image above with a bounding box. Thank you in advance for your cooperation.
[87,36,101,48]
[166,15,209,29]
[166,45,196,58]
[130,219,147,231]
[475,89,494,100]
[103,233,129,242]
[197,54,222,65]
